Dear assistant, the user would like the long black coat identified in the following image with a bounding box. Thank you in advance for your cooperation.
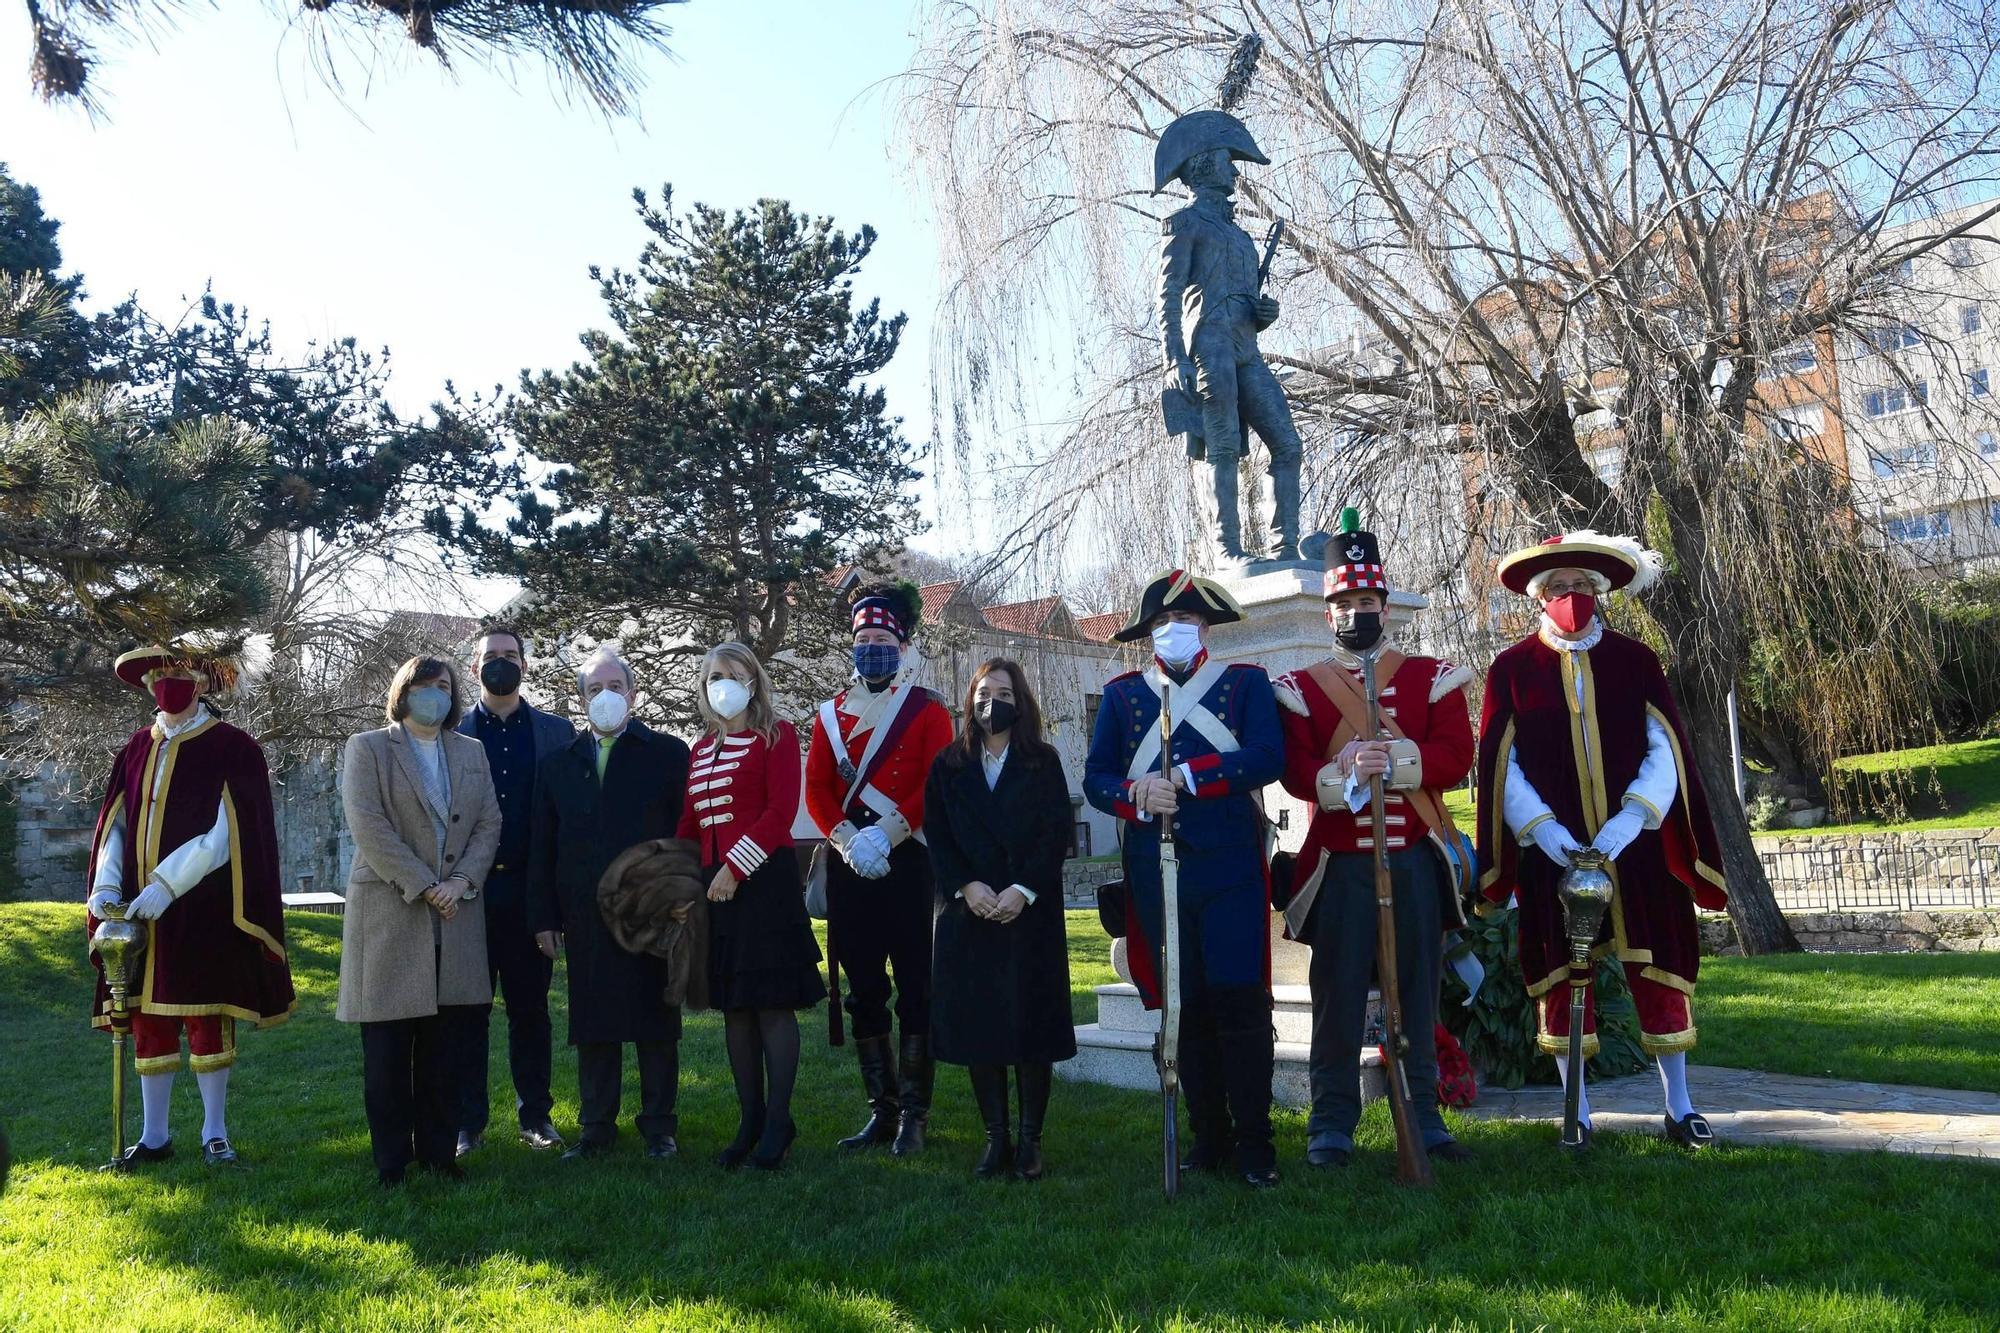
[527,722,690,1045]
[924,743,1077,1066]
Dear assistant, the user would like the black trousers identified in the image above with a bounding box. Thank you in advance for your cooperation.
[460,887,555,1134]
[828,839,935,1042]
[361,1006,480,1174]
[576,1040,679,1144]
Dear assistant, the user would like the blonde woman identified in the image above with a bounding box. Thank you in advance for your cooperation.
[677,642,825,1169]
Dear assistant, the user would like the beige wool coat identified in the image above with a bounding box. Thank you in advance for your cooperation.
[336,723,502,1024]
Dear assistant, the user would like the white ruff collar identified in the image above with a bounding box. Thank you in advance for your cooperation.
[1538,615,1603,653]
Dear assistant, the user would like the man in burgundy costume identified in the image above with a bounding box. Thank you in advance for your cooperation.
[1473,533,1727,1149]
[84,642,296,1167]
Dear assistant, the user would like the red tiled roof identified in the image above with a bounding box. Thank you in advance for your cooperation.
[1075,612,1125,643]
[920,581,963,623]
[980,596,1063,635]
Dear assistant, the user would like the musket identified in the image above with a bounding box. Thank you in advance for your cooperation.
[1157,677,1182,1201]
[1361,647,1435,1188]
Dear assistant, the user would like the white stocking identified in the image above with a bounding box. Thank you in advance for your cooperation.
[139,1071,175,1148]
[1657,1052,1695,1121]
[1553,1054,1592,1127]
[196,1067,231,1144]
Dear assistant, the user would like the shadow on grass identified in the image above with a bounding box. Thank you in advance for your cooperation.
[4,903,1999,1331]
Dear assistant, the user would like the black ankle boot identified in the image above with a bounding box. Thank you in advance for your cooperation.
[837,1035,899,1150]
[969,1064,1011,1178]
[891,1032,932,1156]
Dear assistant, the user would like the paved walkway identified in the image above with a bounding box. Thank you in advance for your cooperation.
[1464,1065,2000,1161]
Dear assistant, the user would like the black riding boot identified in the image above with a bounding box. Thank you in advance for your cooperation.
[836,1035,899,1150]
[1014,1061,1051,1181]
[969,1063,1011,1178]
[1216,986,1278,1187]
[891,1032,932,1156]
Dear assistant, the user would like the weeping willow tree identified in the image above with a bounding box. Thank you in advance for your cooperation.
[23,0,682,112]
[902,0,2000,953]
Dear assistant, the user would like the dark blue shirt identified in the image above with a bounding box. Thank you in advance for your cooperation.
[473,699,538,877]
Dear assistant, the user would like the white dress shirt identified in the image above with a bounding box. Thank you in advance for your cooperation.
[92,705,233,899]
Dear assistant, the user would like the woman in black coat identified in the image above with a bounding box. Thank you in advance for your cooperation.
[924,657,1076,1180]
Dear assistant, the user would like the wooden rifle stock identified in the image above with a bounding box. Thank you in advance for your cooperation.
[1363,650,1435,1188]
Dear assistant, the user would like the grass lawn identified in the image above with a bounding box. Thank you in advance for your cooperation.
[1793,738,2000,837]
[1691,952,2000,1092]
[3,903,1997,1331]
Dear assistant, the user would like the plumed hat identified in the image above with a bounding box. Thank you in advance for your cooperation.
[1496,531,1665,597]
[1323,507,1387,599]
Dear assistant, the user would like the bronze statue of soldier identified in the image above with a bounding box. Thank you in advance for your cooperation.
[1155,109,1304,566]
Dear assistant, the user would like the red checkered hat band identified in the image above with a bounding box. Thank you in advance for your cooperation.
[1324,564,1388,596]
[852,600,905,638]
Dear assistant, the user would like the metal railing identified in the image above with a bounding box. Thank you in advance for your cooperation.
[1757,833,2000,911]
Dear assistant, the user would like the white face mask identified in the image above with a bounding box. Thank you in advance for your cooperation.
[587,688,630,733]
[706,679,752,722]
[1151,619,1203,666]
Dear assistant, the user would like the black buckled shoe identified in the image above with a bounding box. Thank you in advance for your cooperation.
[202,1137,239,1167]
[1428,1138,1473,1164]
[1664,1112,1715,1151]
[644,1135,679,1160]
[560,1138,613,1163]
[115,1140,174,1170]
[455,1131,483,1159]
[1305,1144,1350,1169]
[1240,1164,1281,1189]
[519,1122,566,1151]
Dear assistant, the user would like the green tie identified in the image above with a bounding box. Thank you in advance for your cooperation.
[596,735,615,780]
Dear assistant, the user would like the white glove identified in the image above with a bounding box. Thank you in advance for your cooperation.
[86,889,124,917]
[126,880,175,921]
[845,826,892,879]
[1592,808,1646,860]
[1528,821,1584,868]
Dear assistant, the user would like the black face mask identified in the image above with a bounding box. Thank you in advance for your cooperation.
[976,698,1019,734]
[1333,610,1384,653]
[480,658,523,696]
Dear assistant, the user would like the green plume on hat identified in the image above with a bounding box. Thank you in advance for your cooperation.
[1338,506,1362,534]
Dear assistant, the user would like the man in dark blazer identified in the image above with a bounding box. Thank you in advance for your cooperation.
[528,648,692,1160]
[455,625,577,1157]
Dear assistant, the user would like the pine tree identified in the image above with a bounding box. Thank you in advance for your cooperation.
[454,185,922,716]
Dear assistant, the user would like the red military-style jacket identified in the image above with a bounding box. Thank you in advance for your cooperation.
[804,684,954,853]
[676,720,802,878]
[1274,651,1476,936]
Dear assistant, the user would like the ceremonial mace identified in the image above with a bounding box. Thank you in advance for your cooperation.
[1156,679,1183,1202]
[1556,850,1615,1152]
[88,904,147,1172]
[1360,645,1434,1188]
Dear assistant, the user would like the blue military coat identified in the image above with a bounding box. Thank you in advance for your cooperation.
[1083,655,1283,1004]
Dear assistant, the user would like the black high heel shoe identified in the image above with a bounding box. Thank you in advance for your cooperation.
[716,1116,764,1170]
[750,1118,796,1171]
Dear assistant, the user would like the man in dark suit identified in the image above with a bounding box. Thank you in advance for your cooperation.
[455,625,577,1157]
[528,648,692,1160]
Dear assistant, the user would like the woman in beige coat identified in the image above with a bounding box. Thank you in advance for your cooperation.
[337,655,501,1184]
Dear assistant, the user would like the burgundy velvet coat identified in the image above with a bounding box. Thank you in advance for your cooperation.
[1474,628,1726,1001]
[86,715,296,1029]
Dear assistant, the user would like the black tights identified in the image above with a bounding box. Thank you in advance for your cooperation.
[723,1009,801,1151]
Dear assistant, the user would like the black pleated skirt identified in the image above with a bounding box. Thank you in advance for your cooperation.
[705,850,826,1012]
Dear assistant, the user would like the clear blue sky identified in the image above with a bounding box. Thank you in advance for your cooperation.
[1,1,949,579]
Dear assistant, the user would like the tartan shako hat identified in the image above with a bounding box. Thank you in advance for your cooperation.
[851,597,907,641]
[1110,568,1246,642]
[1324,507,1387,599]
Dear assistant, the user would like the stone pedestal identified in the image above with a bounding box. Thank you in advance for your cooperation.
[1056,559,1418,1105]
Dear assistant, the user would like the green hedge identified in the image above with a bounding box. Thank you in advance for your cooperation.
[1441,904,1647,1089]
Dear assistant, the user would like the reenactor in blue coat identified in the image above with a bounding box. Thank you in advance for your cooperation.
[1084,570,1286,1187]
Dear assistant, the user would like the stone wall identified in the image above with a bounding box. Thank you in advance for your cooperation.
[1701,907,2000,955]
[1062,858,1120,905]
